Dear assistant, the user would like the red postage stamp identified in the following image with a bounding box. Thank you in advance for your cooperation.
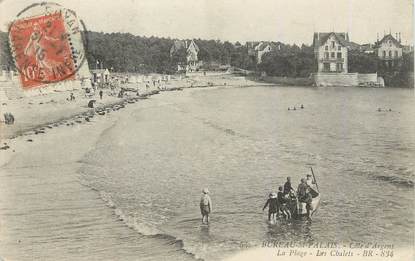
[9,12,76,89]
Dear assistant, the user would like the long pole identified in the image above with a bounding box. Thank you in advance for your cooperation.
[310,167,319,192]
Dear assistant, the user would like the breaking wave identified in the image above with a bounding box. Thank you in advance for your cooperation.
[96,189,204,261]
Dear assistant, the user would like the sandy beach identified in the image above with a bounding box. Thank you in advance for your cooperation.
[0,74,269,260]
[0,74,265,140]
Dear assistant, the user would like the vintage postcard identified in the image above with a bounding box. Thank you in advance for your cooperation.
[0,0,413,260]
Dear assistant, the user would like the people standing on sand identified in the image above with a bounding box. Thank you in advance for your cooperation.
[263,192,278,221]
[300,104,304,109]
[99,90,103,100]
[68,93,75,101]
[87,100,96,108]
[200,188,212,224]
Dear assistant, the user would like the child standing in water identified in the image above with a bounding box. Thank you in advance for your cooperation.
[263,192,278,221]
[200,188,212,224]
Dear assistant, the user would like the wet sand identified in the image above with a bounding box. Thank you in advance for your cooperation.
[0,74,268,260]
[0,91,201,260]
[0,74,266,140]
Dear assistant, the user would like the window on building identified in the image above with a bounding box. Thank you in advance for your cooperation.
[338,46,341,51]
[331,52,335,58]
[331,41,335,48]
[325,46,328,51]
[325,52,329,59]
[337,52,342,59]
[389,50,392,57]
[323,63,330,72]
[395,50,398,57]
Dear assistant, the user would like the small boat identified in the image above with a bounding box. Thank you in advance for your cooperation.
[285,167,321,220]
[295,189,321,219]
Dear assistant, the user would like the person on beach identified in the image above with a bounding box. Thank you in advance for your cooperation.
[67,93,75,101]
[99,90,103,100]
[88,100,96,108]
[200,188,212,224]
[283,177,294,195]
[300,104,304,109]
[263,192,278,221]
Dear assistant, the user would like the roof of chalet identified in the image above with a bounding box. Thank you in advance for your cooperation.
[187,40,200,52]
[254,42,279,52]
[375,34,403,48]
[170,40,199,55]
[313,32,359,52]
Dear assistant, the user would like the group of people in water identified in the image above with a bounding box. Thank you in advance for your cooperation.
[288,104,304,111]
[377,108,392,112]
[199,174,318,225]
[262,174,318,221]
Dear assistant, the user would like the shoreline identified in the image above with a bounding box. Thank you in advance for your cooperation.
[0,88,203,261]
[0,75,270,260]
[0,74,271,142]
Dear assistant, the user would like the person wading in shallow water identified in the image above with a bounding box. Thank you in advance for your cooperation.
[304,188,313,220]
[263,192,278,221]
[283,177,294,195]
[297,178,308,201]
[200,188,212,224]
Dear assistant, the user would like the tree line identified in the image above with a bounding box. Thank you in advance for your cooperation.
[0,31,413,86]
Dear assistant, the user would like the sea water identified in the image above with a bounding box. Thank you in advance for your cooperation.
[77,86,414,260]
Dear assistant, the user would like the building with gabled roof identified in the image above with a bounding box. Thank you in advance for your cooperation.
[170,39,200,72]
[246,41,280,64]
[375,33,403,60]
[313,32,354,73]
[313,32,384,87]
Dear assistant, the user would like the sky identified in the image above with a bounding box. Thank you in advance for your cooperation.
[0,0,413,45]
